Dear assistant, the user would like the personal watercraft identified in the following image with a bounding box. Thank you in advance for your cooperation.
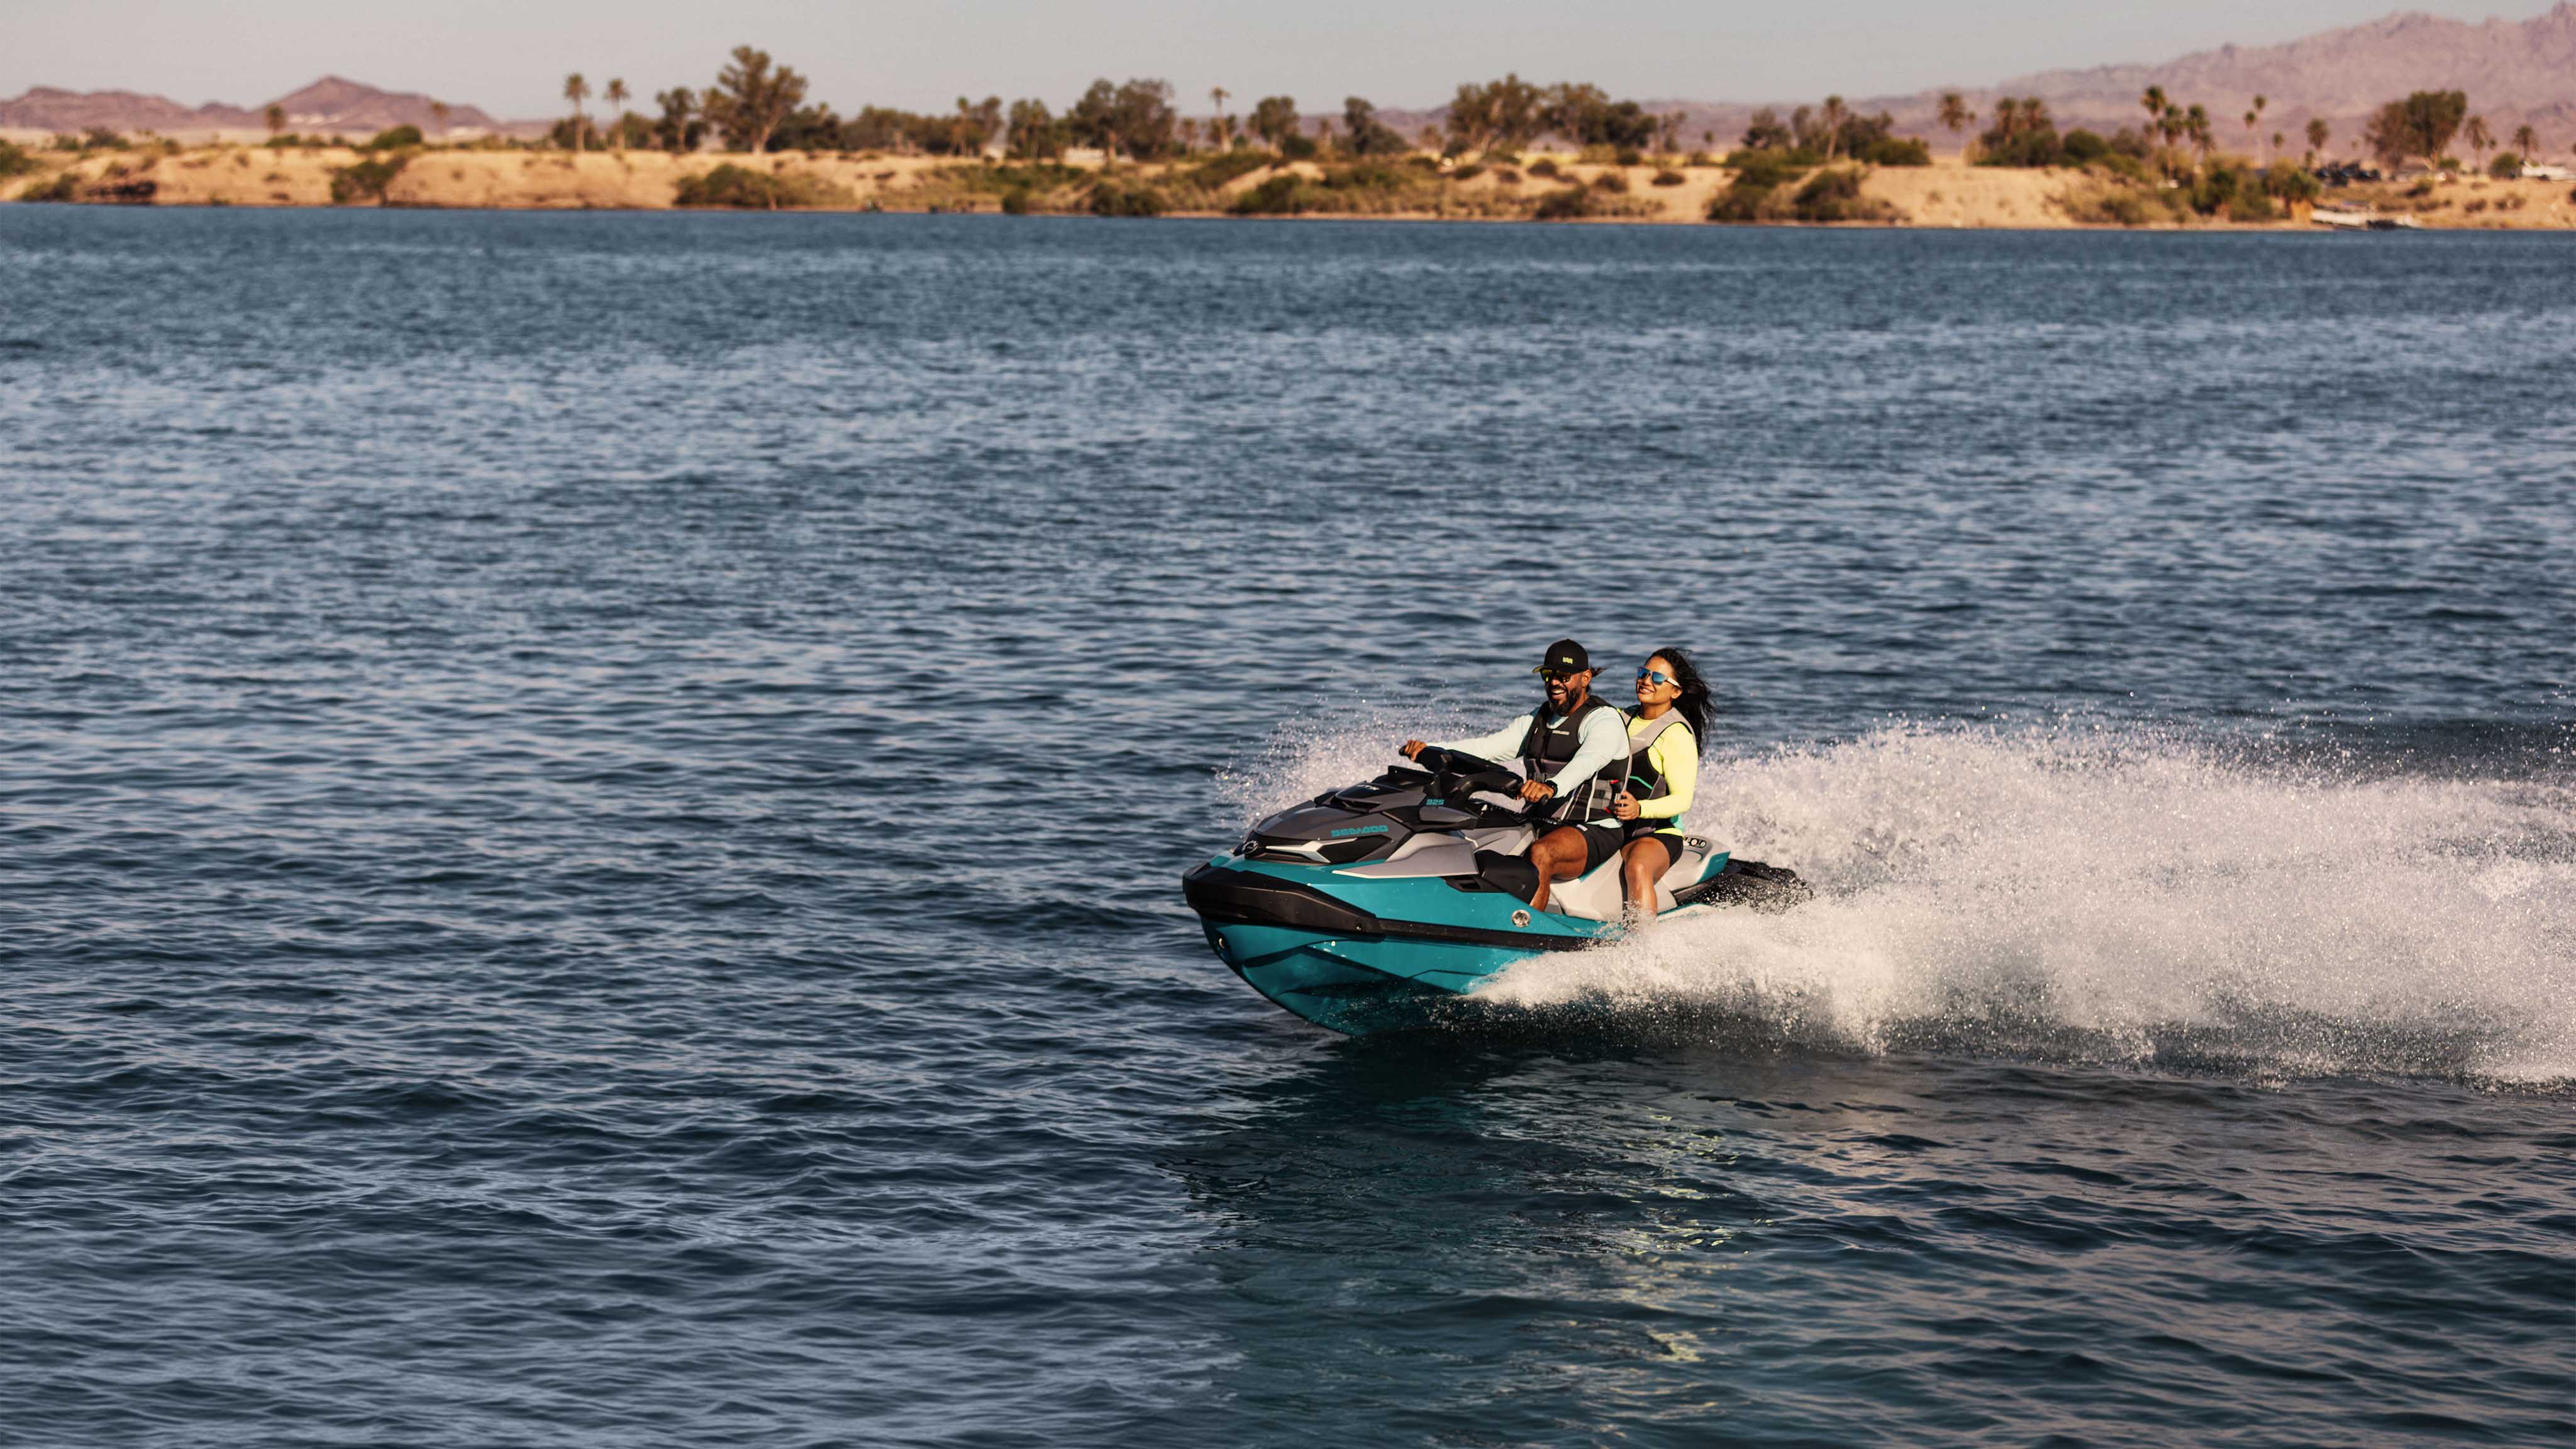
[1183,747,1809,1033]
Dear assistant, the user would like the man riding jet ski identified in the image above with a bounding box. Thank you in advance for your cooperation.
[1183,640,1809,1034]
[1400,639,1626,916]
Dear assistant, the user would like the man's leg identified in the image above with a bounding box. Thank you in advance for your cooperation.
[1528,825,1593,914]
[1621,835,1674,916]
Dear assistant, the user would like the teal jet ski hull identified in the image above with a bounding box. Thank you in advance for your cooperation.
[1184,855,1694,1035]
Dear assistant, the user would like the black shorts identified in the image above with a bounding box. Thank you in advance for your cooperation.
[1622,825,1688,866]
[1569,821,1626,875]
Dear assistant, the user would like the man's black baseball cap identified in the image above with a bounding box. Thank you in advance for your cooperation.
[1533,640,1591,677]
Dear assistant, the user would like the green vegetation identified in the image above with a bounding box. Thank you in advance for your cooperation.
[328,152,410,204]
[0,140,36,180]
[673,162,850,208]
[1531,186,1595,219]
[1788,167,1895,222]
[2488,153,2524,179]
[366,125,423,150]
[19,170,82,203]
[2363,91,2467,172]
[1087,177,1167,216]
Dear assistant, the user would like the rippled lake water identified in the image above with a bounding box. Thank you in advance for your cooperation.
[2,209,2570,1446]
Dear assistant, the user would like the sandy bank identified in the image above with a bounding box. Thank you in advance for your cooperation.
[9,146,2573,230]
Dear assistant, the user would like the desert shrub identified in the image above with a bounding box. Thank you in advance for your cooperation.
[2462,197,2488,214]
[1492,167,1521,186]
[1449,163,1484,182]
[1650,169,1685,186]
[367,125,423,150]
[1088,179,1167,216]
[2263,167,2321,203]
[1789,167,1893,221]
[1685,150,1713,167]
[1707,158,1796,222]
[2094,152,2152,184]
[947,161,1084,194]
[2487,152,2524,179]
[1591,170,1629,193]
[328,153,410,204]
[0,140,34,179]
[2061,130,2109,165]
[1527,157,1560,178]
[1001,187,1031,214]
[264,134,302,149]
[1481,150,1520,165]
[1725,145,1823,169]
[1228,175,1309,214]
[1978,128,2064,167]
[2498,193,2526,211]
[675,163,848,209]
[1323,162,1407,191]
[2404,179,2435,198]
[2068,187,2153,225]
[1185,151,1269,188]
[2229,191,2279,221]
[19,170,81,202]
[1278,133,1318,160]
[1613,147,1644,167]
[1858,137,1931,166]
[1532,186,1594,219]
[82,127,130,150]
[2187,165,2244,216]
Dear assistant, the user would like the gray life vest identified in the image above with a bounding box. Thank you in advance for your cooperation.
[1620,712,1696,824]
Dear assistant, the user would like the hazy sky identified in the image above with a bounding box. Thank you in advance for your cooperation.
[7,0,2558,117]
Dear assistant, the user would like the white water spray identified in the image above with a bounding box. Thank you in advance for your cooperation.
[1224,718,2576,1081]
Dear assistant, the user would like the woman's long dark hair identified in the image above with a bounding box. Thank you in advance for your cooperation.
[1647,647,1711,744]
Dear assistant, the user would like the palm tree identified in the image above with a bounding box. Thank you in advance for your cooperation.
[563,73,589,152]
[2463,115,2493,172]
[2247,94,2267,163]
[1819,94,1851,160]
[2185,104,2212,170]
[2511,123,2540,162]
[1209,87,1230,149]
[2141,86,2167,148]
[429,100,450,140]
[2306,117,2329,164]
[603,79,628,152]
[1938,91,1974,160]
[264,103,286,141]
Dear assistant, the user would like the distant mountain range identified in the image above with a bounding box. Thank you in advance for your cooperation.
[0,75,510,138]
[6,6,2573,152]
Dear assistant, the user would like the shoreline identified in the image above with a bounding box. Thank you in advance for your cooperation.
[8,145,2573,231]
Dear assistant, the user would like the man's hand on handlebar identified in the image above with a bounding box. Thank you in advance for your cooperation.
[1518,779,1557,804]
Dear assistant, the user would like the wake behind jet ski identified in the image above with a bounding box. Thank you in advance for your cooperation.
[1184,641,1809,1033]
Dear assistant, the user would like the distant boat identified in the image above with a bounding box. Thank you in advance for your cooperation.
[2311,203,2418,231]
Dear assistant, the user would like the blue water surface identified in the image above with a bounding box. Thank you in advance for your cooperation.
[1,209,2570,1446]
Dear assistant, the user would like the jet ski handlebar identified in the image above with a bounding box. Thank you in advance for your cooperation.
[1402,746,1531,810]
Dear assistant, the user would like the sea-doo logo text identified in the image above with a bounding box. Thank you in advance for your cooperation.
[1330,825,1389,837]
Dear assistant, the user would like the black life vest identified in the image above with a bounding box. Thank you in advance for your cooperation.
[1518,693,1628,824]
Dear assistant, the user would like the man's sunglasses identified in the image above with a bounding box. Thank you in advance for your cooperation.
[1538,670,1579,684]
[1636,668,1679,688]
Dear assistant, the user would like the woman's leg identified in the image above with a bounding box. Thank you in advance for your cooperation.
[1527,826,1592,914]
[1621,834,1674,914]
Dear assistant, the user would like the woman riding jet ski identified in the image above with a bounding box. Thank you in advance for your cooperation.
[1183,641,1809,1035]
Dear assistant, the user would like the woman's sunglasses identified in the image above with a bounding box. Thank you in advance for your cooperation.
[1636,668,1679,688]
